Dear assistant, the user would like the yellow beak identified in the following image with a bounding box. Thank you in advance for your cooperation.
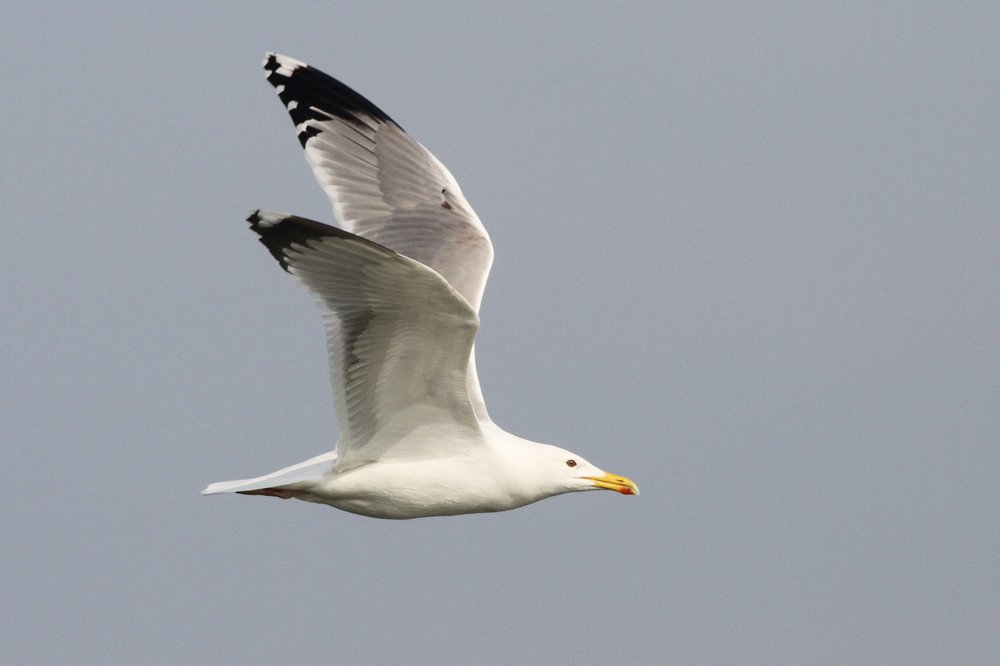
[584,472,639,495]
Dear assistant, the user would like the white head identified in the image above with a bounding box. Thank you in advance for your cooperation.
[507,441,639,504]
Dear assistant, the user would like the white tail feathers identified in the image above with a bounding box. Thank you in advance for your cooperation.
[202,451,337,495]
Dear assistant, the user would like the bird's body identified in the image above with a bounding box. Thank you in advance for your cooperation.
[244,429,603,520]
[202,54,637,519]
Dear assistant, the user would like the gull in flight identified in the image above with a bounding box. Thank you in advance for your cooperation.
[202,54,638,519]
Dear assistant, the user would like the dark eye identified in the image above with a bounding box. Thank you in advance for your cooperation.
[565,459,577,468]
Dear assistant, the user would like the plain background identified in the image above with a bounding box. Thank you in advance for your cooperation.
[2,3,997,664]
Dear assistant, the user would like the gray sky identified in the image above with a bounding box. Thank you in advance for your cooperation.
[3,3,998,664]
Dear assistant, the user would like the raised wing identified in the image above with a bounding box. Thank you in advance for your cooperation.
[247,210,483,469]
[262,53,494,421]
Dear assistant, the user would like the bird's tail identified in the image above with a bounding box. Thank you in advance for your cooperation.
[201,451,337,496]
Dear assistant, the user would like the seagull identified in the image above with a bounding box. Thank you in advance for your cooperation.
[202,53,638,519]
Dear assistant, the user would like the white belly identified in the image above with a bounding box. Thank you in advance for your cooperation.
[296,456,535,519]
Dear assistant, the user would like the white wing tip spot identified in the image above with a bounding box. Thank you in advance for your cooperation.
[264,52,306,77]
[249,209,286,228]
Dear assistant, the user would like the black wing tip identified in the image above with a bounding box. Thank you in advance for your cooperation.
[246,209,341,235]
[259,53,396,129]
[262,52,282,72]
[245,209,405,274]
[245,210,393,272]
[246,210,340,273]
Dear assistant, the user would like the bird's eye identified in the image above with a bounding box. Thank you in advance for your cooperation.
[565,459,577,468]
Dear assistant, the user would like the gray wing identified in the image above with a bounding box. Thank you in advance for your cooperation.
[247,210,483,468]
[262,53,494,422]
